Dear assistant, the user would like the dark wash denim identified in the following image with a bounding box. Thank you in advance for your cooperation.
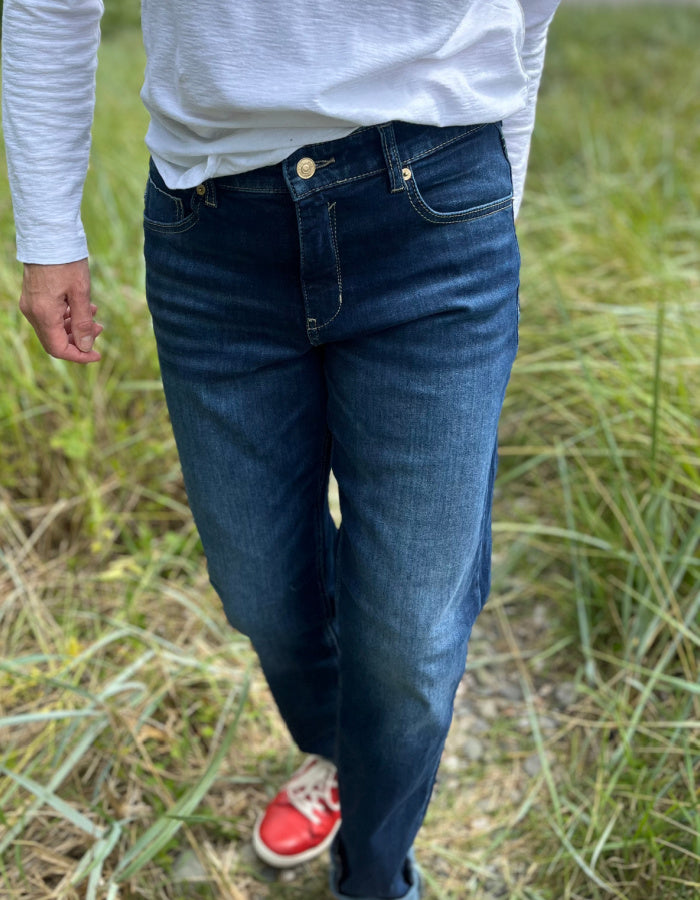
[143,121,519,900]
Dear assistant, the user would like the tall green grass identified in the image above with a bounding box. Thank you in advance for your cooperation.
[0,6,698,899]
[494,7,699,898]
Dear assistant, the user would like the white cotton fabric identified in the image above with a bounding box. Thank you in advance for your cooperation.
[2,0,560,264]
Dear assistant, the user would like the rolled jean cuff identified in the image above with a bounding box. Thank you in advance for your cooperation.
[329,846,422,900]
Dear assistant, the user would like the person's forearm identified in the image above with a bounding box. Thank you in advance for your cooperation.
[2,0,103,264]
[501,0,560,218]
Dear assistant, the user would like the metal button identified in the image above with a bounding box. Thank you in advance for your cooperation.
[402,167,412,181]
[195,184,206,196]
[296,157,317,179]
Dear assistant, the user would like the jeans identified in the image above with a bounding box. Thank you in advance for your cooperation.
[143,120,519,899]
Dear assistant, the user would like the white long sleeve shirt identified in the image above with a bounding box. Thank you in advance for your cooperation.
[2,0,559,265]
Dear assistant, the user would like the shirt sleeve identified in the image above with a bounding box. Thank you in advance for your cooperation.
[1,0,104,264]
[501,0,560,219]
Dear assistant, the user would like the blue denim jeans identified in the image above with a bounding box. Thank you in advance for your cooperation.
[143,121,519,899]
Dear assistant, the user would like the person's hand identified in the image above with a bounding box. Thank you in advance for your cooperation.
[19,259,103,363]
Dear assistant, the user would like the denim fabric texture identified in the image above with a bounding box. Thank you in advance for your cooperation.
[331,843,422,900]
[144,121,520,900]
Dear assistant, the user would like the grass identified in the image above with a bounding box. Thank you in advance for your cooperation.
[1,5,698,899]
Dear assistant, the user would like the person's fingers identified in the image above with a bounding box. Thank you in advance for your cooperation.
[65,274,95,353]
[20,260,102,363]
[66,321,104,343]
[49,343,102,364]
[63,303,98,319]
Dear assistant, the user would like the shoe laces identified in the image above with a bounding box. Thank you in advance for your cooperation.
[287,757,340,825]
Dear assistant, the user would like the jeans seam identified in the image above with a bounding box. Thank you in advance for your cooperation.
[314,425,339,657]
[328,202,344,322]
[295,201,316,340]
[308,202,344,336]
[146,176,185,220]
[218,183,287,195]
[401,123,486,166]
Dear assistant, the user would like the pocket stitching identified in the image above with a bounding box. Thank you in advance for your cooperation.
[144,213,200,234]
[144,177,200,233]
[404,179,513,225]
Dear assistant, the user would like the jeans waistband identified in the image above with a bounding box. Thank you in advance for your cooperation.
[207,121,492,201]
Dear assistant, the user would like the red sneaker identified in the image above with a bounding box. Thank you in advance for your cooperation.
[253,755,342,867]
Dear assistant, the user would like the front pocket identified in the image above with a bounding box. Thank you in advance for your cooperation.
[401,124,513,225]
[143,165,200,234]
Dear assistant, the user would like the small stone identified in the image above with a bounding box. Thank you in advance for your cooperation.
[476,793,501,814]
[479,699,499,720]
[554,681,577,709]
[474,667,497,692]
[533,604,548,630]
[239,843,277,882]
[499,681,522,702]
[463,736,485,762]
[472,717,490,735]
[470,815,492,832]
[482,864,510,898]
[172,850,207,883]
[523,754,542,777]
[442,754,463,773]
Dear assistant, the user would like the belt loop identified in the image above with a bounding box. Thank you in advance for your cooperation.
[204,179,217,209]
[378,122,405,194]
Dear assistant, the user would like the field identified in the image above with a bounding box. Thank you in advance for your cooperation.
[0,5,698,899]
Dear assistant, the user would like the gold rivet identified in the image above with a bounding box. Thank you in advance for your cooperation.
[402,167,412,181]
[297,157,317,179]
[195,184,206,196]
